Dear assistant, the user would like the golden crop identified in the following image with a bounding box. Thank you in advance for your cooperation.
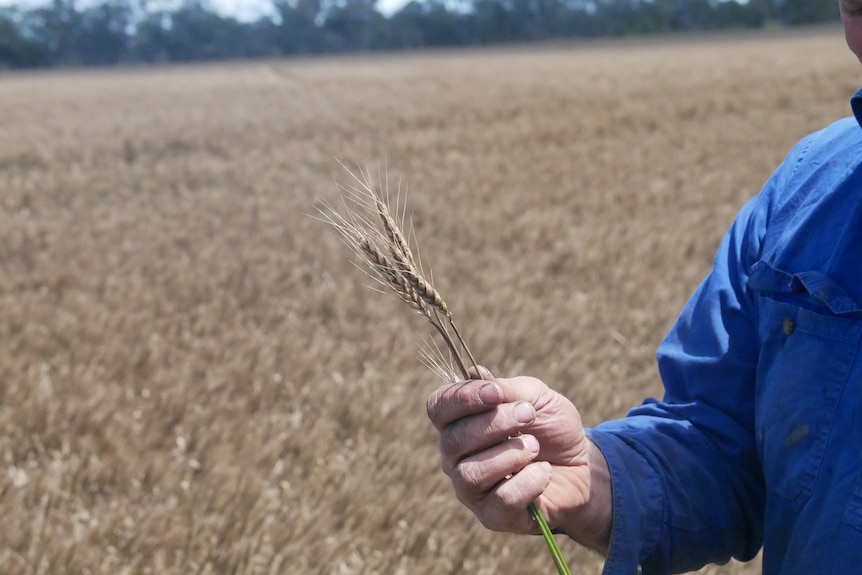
[0,26,855,574]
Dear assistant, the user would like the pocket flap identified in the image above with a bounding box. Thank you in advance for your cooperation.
[748,260,862,316]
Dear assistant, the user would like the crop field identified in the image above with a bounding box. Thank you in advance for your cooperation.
[1,25,859,574]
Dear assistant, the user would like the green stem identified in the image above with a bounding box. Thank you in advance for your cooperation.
[529,501,572,575]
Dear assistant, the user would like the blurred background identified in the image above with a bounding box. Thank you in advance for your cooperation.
[1,3,858,574]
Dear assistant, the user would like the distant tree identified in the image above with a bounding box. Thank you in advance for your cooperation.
[669,0,719,31]
[20,0,82,65]
[134,7,174,62]
[75,0,135,65]
[744,0,774,26]
[713,0,764,29]
[779,0,839,25]
[0,9,48,67]
[274,0,331,54]
[533,0,588,37]
[385,1,431,47]
[321,0,385,51]
[386,0,468,47]
[0,0,844,70]
[137,1,259,61]
[470,0,518,43]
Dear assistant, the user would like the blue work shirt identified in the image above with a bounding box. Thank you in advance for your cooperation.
[587,88,862,575]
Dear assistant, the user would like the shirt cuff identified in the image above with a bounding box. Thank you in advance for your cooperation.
[586,427,665,575]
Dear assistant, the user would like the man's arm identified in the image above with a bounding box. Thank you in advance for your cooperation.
[588,187,769,573]
[427,183,774,573]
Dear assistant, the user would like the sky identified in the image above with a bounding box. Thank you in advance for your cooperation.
[218,0,412,19]
[0,0,412,19]
[210,0,277,21]
[373,0,411,16]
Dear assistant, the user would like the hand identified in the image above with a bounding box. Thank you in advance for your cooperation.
[426,367,611,552]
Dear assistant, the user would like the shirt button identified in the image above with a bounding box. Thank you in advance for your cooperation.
[782,317,796,335]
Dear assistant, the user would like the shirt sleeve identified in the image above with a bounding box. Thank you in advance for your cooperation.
[584,186,772,574]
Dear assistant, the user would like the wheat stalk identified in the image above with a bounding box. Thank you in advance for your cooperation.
[316,162,572,575]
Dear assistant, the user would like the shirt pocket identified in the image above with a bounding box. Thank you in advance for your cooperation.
[747,261,862,507]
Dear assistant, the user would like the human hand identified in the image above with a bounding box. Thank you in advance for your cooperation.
[426,367,611,551]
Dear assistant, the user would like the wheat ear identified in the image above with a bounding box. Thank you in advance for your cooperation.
[317,163,477,379]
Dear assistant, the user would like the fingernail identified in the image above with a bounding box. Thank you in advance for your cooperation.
[514,402,534,424]
[477,365,494,380]
[478,382,499,404]
[522,434,539,453]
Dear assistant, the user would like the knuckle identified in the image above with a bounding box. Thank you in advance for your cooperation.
[425,389,442,422]
[477,499,512,533]
[496,480,526,508]
[452,460,483,491]
[425,381,466,425]
[438,453,450,475]
[438,425,466,459]
[438,449,458,477]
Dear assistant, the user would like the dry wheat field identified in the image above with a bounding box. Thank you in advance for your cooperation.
[1,26,859,575]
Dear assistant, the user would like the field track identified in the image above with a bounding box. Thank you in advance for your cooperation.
[0,25,857,574]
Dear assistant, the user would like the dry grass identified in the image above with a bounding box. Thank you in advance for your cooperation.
[1,26,859,574]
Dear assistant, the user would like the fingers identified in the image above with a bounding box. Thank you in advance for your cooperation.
[438,400,536,474]
[425,370,592,538]
[471,460,554,534]
[426,377,502,432]
[426,371,545,432]
[451,433,540,494]
[448,432,554,534]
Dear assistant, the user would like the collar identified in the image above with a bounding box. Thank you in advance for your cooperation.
[853,88,862,129]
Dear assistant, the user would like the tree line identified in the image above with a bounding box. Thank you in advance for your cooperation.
[0,0,840,69]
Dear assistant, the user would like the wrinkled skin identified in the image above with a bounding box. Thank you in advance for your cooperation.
[425,367,611,552]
